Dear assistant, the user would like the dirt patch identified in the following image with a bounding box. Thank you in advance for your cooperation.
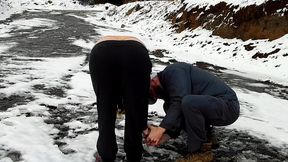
[0,94,35,111]
[11,58,44,62]
[149,49,178,66]
[61,74,74,82]
[195,61,227,73]
[6,151,22,162]
[44,87,67,97]
[244,43,256,51]
[214,128,288,162]
[32,84,68,98]
[126,4,143,16]
[150,49,169,58]
[0,149,22,162]
[41,103,97,154]
[252,48,281,59]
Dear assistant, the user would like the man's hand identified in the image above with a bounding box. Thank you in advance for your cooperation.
[158,133,171,145]
[146,125,166,146]
[143,127,150,139]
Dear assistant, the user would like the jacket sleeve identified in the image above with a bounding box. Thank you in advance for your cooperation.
[159,68,189,134]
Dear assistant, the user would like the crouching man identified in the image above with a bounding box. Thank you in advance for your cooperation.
[145,62,240,162]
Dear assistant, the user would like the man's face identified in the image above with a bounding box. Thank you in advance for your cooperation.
[148,77,159,104]
[149,88,157,104]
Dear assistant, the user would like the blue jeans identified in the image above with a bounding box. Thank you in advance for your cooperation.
[181,95,239,152]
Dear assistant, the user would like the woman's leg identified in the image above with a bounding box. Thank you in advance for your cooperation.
[89,43,119,161]
[121,42,151,162]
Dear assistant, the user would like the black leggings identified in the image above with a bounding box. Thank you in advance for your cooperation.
[89,40,152,162]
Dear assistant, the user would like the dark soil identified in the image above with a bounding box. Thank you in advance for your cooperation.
[0,93,35,111]
[33,84,68,98]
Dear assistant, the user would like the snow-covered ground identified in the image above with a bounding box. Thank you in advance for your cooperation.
[184,0,268,10]
[0,0,95,21]
[73,0,288,146]
[89,1,288,86]
[78,1,288,149]
[1,0,288,161]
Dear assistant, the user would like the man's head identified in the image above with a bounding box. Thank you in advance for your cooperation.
[149,74,162,104]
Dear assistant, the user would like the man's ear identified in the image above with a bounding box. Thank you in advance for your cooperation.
[153,76,163,90]
[151,75,160,86]
[148,88,157,104]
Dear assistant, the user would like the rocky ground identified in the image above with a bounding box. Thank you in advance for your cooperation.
[0,10,288,162]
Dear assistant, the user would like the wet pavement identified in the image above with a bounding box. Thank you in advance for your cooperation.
[0,10,288,162]
[0,10,99,111]
[1,10,98,58]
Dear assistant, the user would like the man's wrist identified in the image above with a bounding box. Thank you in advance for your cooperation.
[158,126,166,134]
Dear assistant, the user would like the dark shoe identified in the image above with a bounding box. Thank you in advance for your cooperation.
[201,142,213,152]
[176,151,214,162]
[201,135,219,152]
[206,126,219,149]
[206,134,219,149]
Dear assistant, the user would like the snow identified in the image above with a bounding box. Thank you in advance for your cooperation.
[0,116,97,162]
[0,0,288,161]
[0,54,97,161]
[230,88,288,147]
[0,116,64,162]
[84,1,288,85]
[184,0,268,10]
[0,0,94,21]
[9,18,58,30]
[0,56,86,96]
[67,71,95,104]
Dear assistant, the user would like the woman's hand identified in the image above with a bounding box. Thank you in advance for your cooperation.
[146,125,166,146]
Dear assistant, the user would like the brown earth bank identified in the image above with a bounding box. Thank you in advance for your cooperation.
[77,0,288,40]
[168,0,288,41]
